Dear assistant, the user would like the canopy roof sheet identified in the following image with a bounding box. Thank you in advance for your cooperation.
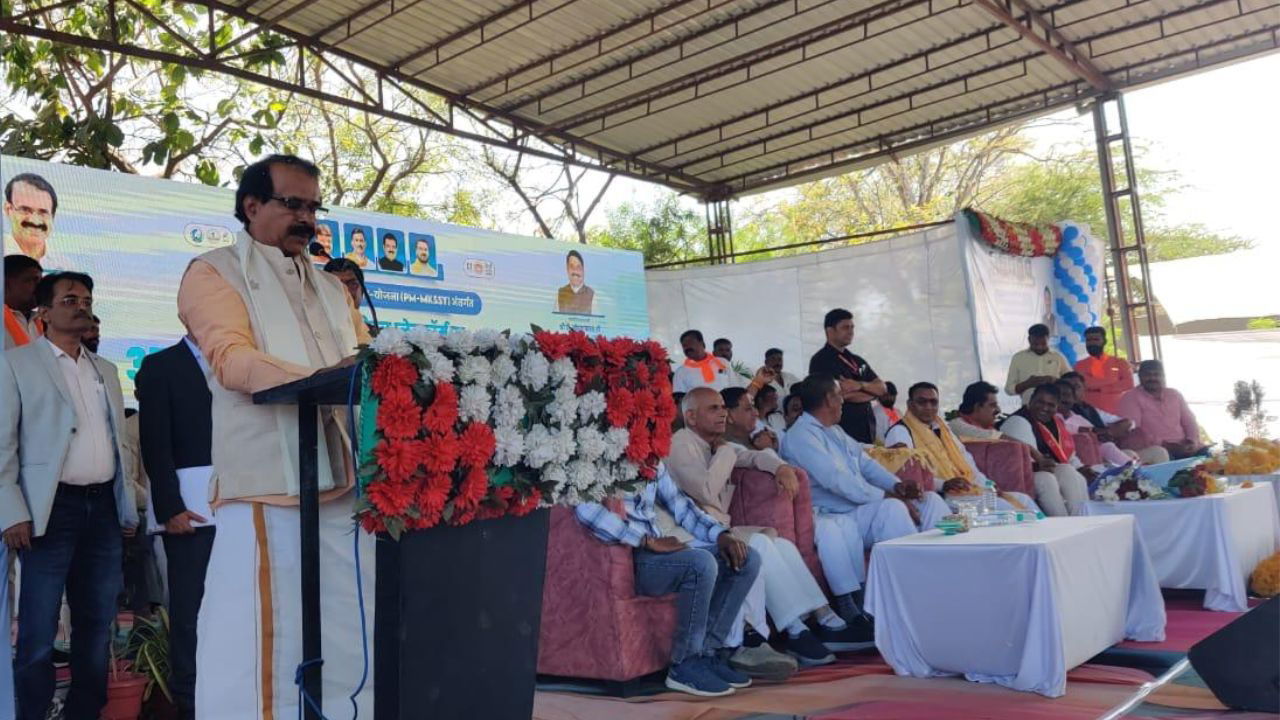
[201,0,1280,195]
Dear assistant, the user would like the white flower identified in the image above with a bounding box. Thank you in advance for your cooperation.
[577,391,606,423]
[490,354,518,387]
[1123,491,1141,501]
[523,424,557,468]
[419,350,455,384]
[543,463,569,495]
[617,461,640,482]
[519,352,550,391]
[576,426,608,462]
[493,385,526,428]
[458,355,492,386]
[458,384,491,424]
[405,326,444,352]
[603,427,630,462]
[552,428,576,465]
[369,328,411,356]
[547,386,579,427]
[560,486,581,507]
[493,425,525,467]
[550,357,577,387]
[567,459,597,490]
[505,333,533,357]
[472,328,503,352]
[443,330,476,355]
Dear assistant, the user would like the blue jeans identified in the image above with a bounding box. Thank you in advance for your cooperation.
[15,484,123,720]
[1,543,13,720]
[633,545,761,665]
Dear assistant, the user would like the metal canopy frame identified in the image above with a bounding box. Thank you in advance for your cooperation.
[1,0,1274,201]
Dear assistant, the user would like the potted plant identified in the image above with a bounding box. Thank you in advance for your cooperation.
[101,619,148,720]
[126,608,175,718]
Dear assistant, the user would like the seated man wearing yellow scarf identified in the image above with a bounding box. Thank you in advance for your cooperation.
[884,382,1039,514]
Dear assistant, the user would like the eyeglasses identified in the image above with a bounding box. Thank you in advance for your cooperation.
[270,195,328,217]
[55,296,93,309]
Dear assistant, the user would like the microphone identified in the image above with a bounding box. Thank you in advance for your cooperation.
[308,241,331,260]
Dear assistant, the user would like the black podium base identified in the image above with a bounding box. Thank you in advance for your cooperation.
[374,509,550,720]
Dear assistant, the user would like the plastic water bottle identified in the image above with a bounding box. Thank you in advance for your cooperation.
[981,479,998,515]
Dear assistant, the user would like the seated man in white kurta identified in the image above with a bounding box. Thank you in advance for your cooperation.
[782,375,949,589]
[998,383,1093,517]
[884,382,1040,514]
[668,388,871,669]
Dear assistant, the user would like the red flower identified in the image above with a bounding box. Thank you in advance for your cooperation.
[377,390,422,440]
[626,421,652,464]
[633,389,656,420]
[635,362,651,385]
[423,382,459,434]
[359,513,386,534]
[421,433,460,475]
[368,478,416,517]
[456,465,489,508]
[511,488,541,517]
[373,440,420,483]
[606,387,635,428]
[371,354,418,398]
[651,422,673,459]
[533,331,573,360]
[458,423,497,469]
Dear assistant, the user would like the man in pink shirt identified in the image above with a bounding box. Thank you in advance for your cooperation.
[1073,326,1134,414]
[1117,360,1206,460]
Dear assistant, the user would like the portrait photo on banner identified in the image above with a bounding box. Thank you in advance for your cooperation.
[343,222,373,270]
[408,232,442,280]
[312,219,338,263]
[375,227,406,274]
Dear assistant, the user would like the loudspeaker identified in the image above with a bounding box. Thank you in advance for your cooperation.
[1188,595,1279,713]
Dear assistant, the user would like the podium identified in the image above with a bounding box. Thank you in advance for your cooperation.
[255,366,551,719]
[253,367,357,720]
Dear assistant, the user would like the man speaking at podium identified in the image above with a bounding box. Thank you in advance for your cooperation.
[176,154,374,719]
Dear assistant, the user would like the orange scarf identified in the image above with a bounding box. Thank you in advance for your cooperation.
[1035,415,1076,463]
[4,306,42,346]
[884,407,901,425]
[683,355,725,383]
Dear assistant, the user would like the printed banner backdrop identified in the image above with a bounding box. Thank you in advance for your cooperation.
[958,213,1056,413]
[1,156,648,401]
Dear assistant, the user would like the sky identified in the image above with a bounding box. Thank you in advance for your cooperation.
[581,52,1280,248]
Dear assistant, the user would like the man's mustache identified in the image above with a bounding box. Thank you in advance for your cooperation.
[20,221,48,231]
[289,223,316,238]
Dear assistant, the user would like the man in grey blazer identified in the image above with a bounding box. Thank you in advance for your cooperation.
[0,271,138,720]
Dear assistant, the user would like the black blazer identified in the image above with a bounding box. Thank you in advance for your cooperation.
[136,340,213,525]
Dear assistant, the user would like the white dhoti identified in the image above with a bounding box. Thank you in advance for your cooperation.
[729,535,827,643]
[812,512,865,596]
[195,497,375,720]
[1033,465,1090,517]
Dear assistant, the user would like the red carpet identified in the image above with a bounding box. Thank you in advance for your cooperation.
[534,590,1270,720]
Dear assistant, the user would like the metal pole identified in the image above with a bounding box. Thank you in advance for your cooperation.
[297,398,322,720]
[1092,96,1139,361]
[1113,97,1162,360]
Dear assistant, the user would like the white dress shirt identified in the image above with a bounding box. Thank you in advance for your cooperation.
[47,339,116,485]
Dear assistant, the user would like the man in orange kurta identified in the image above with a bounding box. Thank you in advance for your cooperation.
[1073,326,1133,415]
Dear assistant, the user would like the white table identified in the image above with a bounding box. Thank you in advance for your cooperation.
[865,516,1165,698]
[1084,483,1280,612]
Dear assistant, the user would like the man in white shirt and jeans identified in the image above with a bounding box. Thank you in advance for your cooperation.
[0,272,138,720]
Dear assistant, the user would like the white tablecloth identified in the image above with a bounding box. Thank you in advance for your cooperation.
[1084,484,1280,611]
[865,515,1165,697]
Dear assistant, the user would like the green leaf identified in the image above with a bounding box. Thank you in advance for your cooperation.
[194,159,219,186]
[487,466,514,487]
[161,111,179,133]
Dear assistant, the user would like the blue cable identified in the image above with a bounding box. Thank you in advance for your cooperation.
[294,359,370,720]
